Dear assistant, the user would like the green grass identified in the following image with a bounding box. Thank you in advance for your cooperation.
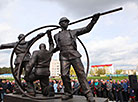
[0,77,15,81]
[87,76,128,81]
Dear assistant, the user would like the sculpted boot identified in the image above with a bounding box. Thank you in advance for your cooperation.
[43,85,55,97]
[86,92,95,102]
[62,93,73,100]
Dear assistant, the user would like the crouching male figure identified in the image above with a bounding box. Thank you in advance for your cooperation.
[24,31,54,96]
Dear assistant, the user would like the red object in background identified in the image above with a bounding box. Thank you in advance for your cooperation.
[91,64,112,68]
[129,96,135,99]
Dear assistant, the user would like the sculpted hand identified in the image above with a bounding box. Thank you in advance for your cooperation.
[0,45,3,49]
[92,13,100,23]
[46,30,52,38]
[38,33,45,37]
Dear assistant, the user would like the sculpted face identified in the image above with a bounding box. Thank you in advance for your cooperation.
[59,20,69,30]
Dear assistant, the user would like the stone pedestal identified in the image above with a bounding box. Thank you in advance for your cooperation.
[4,93,108,102]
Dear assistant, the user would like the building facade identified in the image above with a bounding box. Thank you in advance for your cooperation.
[50,60,60,76]
[121,69,136,75]
[91,64,115,75]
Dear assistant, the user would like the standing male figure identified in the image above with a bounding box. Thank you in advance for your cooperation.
[53,14,100,102]
[24,31,55,96]
[0,33,45,93]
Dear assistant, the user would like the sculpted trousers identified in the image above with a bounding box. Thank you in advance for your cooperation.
[26,73,49,95]
[60,58,91,95]
[15,61,28,80]
[13,61,28,93]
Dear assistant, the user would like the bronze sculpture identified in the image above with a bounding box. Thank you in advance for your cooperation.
[52,13,100,102]
[1,7,122,101]
[0,33,45,93]
[24,30,55,96]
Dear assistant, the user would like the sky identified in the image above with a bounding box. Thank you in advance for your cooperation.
[0,0,138,71]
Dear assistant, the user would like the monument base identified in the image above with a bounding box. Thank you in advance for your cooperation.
[4,93,108,102]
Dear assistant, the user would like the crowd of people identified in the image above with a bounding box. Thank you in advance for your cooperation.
[0,78,138,102]
[49,79,137,102]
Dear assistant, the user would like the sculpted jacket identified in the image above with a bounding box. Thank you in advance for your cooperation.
[0,34,43,65]
[54,19,97,61]
[26,35,54,76]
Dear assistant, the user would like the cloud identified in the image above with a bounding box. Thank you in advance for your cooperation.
[0,50,12,67]
[85,36,138,70]
[0,0,15,10]
[0,0,138,71]
[0,23,20,67]
[46,0,138,17]
[0,23,19,43]
[45,0,138,70]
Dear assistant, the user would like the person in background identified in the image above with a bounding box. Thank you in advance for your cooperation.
[94,79,99,97]
[73,79,79,95]
[6,80,12,93]
[97,79,102,97]
[122,79,128,102]
[101,80,107,98]
[90,80,95,97]
[106,80,114,101]
[49,79,53,86]
[57,80,64,93]
[112,80,117,101]
[128,85,136,102]
[53,80,58,93]
[116,80,123,102]
[1,79,8,101]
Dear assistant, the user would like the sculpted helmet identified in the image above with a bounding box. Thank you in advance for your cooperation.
[59,17,70,24]
[39,43,46,49]
[18,34,25,40]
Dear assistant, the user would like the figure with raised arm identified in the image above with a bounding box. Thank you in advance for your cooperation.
[53,13,100,102]
[0,33,45,94]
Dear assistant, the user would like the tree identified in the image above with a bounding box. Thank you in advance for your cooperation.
[115,69,123,74]
[0,67,11,74]
[95,68,106,76]
[133,71,136,75]
[89,68,95,76]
